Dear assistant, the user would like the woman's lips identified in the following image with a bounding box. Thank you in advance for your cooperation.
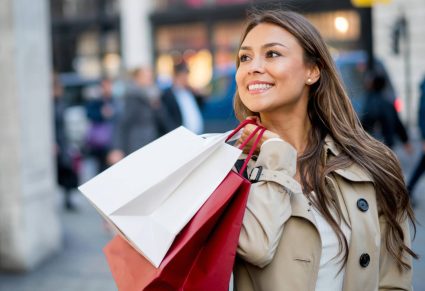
[247,82,274,94]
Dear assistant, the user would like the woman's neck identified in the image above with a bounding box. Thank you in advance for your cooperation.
[260,110,311,154]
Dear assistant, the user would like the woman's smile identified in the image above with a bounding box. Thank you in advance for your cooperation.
[247,81,275,94]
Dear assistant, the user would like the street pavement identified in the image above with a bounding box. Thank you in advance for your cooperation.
[398,140,425,291]
[1,143,425,291]
[0,159,117,291]
[0,195,116,291]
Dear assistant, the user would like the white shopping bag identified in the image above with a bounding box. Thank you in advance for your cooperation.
[78,126,241,267]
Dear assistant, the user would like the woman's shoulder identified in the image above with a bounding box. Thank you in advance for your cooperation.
[327,134,403,188]
[324,135,374,183]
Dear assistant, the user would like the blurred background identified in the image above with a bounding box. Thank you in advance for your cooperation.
[0,0,424,290]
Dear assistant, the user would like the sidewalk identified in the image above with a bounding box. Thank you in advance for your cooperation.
[398,141,425,291]
[0,190,116,291]
[0,158,117,291]
[411,201,425,291]
[0,147,425,291]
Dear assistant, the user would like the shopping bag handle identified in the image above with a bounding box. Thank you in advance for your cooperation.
[238,127,266,176]
[226,119,267,175]
[237,125,263,150]
[225,119,258,143]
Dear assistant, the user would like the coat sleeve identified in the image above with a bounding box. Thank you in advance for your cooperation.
[111,93,139,152]
[378,214,413,291]
[237,139,301,268]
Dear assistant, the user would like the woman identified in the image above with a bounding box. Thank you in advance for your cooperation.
[233,10,416,291]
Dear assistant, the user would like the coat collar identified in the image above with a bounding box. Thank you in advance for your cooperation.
[324,135,374,183]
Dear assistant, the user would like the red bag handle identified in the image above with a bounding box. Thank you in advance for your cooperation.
[238,127,266,175]
[237,125,263,150]
[226,120,267,176]
[225,119,258,143]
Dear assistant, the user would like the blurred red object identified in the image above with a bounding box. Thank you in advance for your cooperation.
[394,97,403,113]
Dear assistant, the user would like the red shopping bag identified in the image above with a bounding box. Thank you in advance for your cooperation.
[103,121,265,291]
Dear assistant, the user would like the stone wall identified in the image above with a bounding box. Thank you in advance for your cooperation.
[0,0,61,271]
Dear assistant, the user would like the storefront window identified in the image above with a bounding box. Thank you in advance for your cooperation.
[156,23,212,89]
[73,29,121,78]
[51,0,119,20]
[153,0,250,11]
[213,21,244,69]
[305,10,360,43]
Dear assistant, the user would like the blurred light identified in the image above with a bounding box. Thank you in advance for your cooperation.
[351,0,392,8]
[306,10,359,41]
[187,49,212,89]
[103,53,121,78]
[156,54,174,88]
[183,49,197,62]
[394,98,403,113]
[74,56,101,78]
[335,16,349,34]
[157,54,174,75]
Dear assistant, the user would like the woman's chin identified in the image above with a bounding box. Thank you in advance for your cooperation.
[240,99,265,113]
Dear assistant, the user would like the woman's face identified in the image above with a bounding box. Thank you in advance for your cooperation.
[236,23,314,115]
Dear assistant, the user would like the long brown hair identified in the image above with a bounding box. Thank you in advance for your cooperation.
[234,9,417,270]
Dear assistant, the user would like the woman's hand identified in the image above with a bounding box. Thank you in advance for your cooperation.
[237,117,280,155]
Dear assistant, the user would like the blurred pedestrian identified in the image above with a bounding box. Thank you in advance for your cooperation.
[361,72,413,153]
[107,66,162,165]
[52,73,79,210]
[85,78,118,173]
[232,10,416,290]
[160,62,205,134]
[407,76,425,206]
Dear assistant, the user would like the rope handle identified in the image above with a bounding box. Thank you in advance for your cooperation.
[238,125,263,150]
[226,119,267,176]
[225,119,258,143]
[238,127,266,175]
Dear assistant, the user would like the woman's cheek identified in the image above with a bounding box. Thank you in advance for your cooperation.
[235,66,248,87]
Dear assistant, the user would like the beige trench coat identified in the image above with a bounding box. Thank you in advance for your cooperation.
[234,136,412,291]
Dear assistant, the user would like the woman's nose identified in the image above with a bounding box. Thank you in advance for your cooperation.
[248,58,265,74]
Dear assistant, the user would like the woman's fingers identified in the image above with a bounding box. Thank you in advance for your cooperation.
[238,124,263,154]
[238,121,281,155]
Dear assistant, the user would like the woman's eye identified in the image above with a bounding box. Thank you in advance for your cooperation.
[266,50,280,58]
[239,54,250,62]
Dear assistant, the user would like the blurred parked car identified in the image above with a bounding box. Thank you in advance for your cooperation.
[59,72,100,105]
[202,66,239,132]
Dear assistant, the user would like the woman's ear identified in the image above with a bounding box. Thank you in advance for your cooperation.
[306,65,320,85]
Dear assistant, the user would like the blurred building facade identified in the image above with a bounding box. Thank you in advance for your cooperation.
[50,0,380,134]
[373,0,425,126]
[49,0,425,125]
[50,0,372,87]
[50,0,121,78]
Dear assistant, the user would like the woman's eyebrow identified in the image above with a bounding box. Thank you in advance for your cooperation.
[263,42,288,49]
[239,42,288,51]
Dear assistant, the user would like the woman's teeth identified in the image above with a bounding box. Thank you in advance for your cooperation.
[248,83,273,91]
